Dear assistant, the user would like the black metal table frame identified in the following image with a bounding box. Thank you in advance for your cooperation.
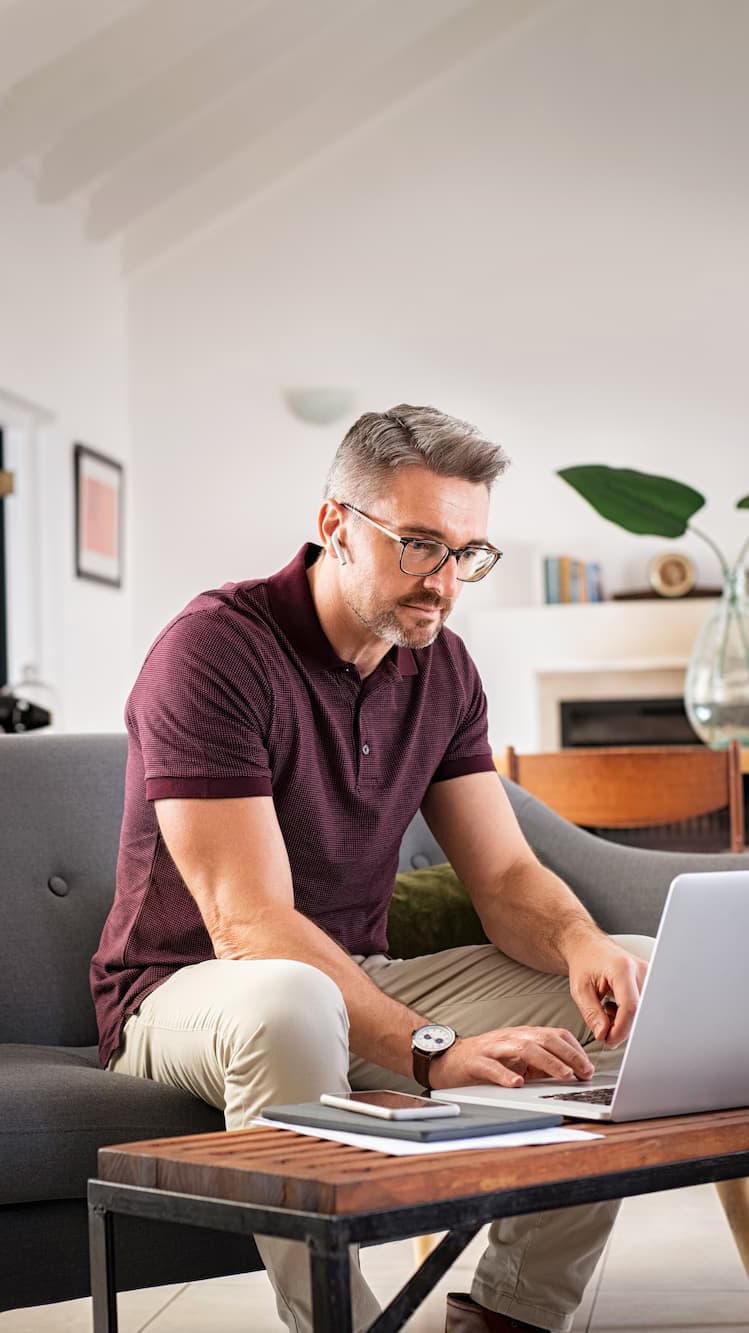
[88,1148,749,1333]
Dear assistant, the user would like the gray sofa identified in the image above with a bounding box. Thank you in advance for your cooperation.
[3,732,748,1313]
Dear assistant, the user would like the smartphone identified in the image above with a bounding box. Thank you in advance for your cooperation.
[319,1090,461,1120]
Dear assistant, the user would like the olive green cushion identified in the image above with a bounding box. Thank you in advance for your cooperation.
[387,863,488,959]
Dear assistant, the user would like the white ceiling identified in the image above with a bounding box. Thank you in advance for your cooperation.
[0,0,548,272]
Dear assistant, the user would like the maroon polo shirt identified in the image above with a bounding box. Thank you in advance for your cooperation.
[90,544,495,1067]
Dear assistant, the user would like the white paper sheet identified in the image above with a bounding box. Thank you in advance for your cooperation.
[253,1117,601,1156]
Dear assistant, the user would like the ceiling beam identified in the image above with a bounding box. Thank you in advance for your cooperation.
[0,0,140,97]
[37,0,345,203]
[122,0,550,273]
[90,0,476,242]
[0,0,255,171]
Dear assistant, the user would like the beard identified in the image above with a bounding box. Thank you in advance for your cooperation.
[343,587,451,649]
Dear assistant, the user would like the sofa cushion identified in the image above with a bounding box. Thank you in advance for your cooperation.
[0,1044,225,1206]
[387,863,488,959]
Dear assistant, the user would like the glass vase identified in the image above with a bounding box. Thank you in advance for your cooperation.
[685,565,749,747]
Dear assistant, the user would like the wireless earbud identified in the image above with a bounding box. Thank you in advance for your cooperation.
[331,533,347,566]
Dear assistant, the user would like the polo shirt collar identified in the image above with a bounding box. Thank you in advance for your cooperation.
[267,544,418,677]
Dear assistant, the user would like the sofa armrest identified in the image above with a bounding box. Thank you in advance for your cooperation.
[390,778,749,956]
[502,777,749,937]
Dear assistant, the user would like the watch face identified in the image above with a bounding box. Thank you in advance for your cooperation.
[413,1023,455,1054]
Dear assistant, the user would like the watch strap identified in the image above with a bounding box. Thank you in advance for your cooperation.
[412,1047,434,1091]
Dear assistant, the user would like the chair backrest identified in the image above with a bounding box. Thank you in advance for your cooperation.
[499,742,745,853]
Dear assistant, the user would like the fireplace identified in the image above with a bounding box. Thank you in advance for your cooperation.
[560,696,699,749]
[465,598,746,851]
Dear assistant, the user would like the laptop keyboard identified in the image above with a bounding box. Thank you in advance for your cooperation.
[540,1086,616,1105]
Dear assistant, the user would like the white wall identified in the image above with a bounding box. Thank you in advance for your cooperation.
[127,0,749,669]
[0,167,131,730]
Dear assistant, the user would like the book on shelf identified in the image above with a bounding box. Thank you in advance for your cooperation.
[585,561,604,602]
[558,555,572,603]
[543,556,603,604]
[543,555,560,604]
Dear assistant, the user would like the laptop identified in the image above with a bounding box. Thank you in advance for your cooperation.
[433,871,749,1122]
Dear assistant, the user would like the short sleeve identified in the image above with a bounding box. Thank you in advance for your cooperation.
[128,610,274,801]
[429,641,496,784]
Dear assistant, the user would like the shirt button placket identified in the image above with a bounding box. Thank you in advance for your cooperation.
[355,695,377,786]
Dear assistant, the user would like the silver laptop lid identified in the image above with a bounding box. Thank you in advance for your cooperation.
[611,871,749,1121]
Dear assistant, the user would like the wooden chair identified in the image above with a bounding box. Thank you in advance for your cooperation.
[499,738,748,1277]
[499,741,745,853]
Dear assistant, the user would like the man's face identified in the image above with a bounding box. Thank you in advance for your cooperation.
[339,467,491,650]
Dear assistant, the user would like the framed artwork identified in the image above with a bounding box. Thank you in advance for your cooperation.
[74,444,124,587]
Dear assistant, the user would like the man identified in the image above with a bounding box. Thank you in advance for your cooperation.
[91,404,650,1333]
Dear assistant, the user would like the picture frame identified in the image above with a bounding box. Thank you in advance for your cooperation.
[74,444,124,587]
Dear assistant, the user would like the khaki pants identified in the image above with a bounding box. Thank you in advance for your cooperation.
[111,936,653,1332]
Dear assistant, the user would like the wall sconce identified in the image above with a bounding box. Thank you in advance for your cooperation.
[282,386,356,426]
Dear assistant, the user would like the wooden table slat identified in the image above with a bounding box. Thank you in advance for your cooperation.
[98,1110,749,1215]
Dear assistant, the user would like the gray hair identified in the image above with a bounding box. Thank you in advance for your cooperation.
[324,403,510,506]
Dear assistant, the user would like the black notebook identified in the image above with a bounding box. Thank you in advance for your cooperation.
[261,1100,563,1143]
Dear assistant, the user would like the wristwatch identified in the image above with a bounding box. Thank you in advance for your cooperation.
[411,1023,457,1091]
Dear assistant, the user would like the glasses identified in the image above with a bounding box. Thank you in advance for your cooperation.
[340,503,502,582]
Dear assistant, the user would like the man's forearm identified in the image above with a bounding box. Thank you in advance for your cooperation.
[212,906,429,1078]
[477,858,605,974]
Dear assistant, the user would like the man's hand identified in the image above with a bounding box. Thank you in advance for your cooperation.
[565,932,648,1047]
[428,1026,595,1090]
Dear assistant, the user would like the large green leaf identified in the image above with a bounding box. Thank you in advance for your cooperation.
[557,466,705,537]
[737,495,749,509]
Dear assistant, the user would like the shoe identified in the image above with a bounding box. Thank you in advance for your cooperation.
[445,1291,549,1332]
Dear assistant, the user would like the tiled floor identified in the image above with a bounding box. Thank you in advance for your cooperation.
[2,1185,747,1332]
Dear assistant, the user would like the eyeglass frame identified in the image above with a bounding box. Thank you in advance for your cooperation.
[338,502,502,582]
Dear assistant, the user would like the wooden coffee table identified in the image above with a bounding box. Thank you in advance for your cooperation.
[89,1109,749,1333]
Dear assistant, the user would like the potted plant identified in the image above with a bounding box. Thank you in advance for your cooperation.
[557,465,749,749]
